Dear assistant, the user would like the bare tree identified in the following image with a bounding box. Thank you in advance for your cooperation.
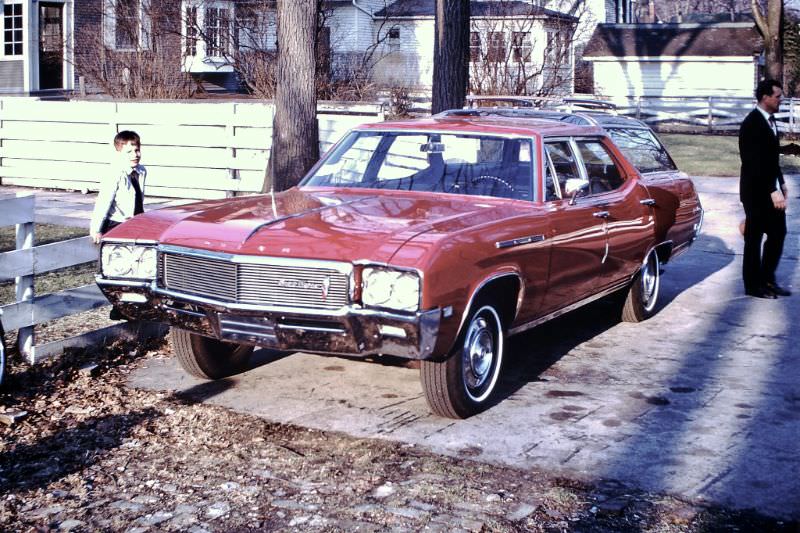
[264,0,319,192]
[644,0,752,21]
[182,1,394,101]
[468,1,581,98]
[432,0,470,113]
[71,0,196,99]
[753,0,784,82]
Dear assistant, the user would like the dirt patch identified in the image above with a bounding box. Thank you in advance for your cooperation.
[0,339,794,532]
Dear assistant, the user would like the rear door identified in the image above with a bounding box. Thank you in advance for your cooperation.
[572,138,654,285]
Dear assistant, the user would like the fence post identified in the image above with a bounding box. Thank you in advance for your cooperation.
[636,96,642,120]
[15,194,35,363]
[791,98,796,135]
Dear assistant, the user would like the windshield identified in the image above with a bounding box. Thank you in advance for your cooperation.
[605,127,677,174]
[302,131,534,201]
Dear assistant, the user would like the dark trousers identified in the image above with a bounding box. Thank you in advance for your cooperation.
[742,205,786,292]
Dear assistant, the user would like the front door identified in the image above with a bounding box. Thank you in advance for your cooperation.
[38,3,63,90]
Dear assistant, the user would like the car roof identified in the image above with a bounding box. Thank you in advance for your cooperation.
[357,114,606,138]
[434,107,652,130]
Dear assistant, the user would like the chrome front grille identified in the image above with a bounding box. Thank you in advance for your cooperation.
[160,251,350,311]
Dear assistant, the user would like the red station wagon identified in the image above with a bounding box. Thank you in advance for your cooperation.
[97,112,703,418]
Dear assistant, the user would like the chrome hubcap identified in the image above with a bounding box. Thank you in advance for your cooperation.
[641,253,659,311]
[462,317,494,391]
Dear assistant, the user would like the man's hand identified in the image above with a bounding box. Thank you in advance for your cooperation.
[771,189,787,210]
[91,232,102,244]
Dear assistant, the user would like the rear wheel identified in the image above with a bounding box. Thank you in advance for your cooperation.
[622,250,660,322]
[421,304,504,418]
[170,328,254,380]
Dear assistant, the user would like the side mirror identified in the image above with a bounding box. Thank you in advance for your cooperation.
[565,178,589,205]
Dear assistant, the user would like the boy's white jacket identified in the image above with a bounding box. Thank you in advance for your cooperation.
[89,163,147,236]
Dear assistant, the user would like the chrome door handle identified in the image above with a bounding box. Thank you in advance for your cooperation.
[640,198,656,206]
[593,211,610,219]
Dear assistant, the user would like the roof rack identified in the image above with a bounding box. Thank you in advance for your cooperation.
[464,95,617,114]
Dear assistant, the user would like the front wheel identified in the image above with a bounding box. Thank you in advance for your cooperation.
[420,304,505,418]
[170,328,254,380]
[621,250,660,323]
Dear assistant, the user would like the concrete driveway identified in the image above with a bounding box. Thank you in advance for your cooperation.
[130,175,800,520]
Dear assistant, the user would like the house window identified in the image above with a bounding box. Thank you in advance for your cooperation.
[487,32,505,62]
[470,31,480,62]
[115,0,140,49]
[3,1,23,56]
[387,26,400,51]
[512,31,531,62]
[104,0,149,51]
[186,6,198,55]
[205,7,230,57]
[234,8,257,52]
[545,29,569,65]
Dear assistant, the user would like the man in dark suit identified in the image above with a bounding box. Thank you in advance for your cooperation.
[739,78,791,299]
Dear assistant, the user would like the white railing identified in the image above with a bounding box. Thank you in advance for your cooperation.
[0,98,385,200]
[608,95,799,133]
[0,193,151,363]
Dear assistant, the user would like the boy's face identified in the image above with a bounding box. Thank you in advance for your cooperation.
[117,141,141,169]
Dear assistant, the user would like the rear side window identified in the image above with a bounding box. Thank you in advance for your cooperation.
[575,140,624,194]
[606,127,677,173]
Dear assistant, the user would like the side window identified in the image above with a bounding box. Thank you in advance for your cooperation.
[606,127,677,173]
[544,141,582,200]
[575,140,624,194]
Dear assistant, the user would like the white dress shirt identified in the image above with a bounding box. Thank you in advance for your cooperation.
[90,164,147,235]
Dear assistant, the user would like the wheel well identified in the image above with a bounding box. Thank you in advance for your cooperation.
[654,242,673,265]
[469,275,521,331]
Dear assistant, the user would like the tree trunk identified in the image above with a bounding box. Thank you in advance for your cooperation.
[263,0,319,192]
[431,0,470,114]
[752,0,784,83]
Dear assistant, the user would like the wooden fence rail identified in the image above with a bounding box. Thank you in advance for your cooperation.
[609,96,800,134]
[0,193,131,364]
[0,98,385,200]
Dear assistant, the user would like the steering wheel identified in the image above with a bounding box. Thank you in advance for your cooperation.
[471,175,515,196]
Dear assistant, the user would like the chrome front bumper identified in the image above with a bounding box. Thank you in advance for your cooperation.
[97,278,441,359]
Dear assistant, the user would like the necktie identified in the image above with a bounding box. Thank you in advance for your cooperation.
[130,170,144,215]
[769,114,778,136]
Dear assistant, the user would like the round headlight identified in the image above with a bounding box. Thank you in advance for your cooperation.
[362,267,420,312]
[101,244,157,280]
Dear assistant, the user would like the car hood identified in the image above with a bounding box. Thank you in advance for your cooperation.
[122,187,517,264]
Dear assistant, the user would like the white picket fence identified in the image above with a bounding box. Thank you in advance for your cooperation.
[0,193,159,363]
[0,98,386,199]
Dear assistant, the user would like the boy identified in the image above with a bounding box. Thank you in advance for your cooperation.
[90,130,147,244]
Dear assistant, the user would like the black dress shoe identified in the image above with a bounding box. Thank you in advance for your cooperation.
[765,282,792,296]
[745,288,778,299]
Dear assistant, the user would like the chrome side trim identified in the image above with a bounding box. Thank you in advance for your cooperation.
[508,279,630,336]
[495,234,546,249]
